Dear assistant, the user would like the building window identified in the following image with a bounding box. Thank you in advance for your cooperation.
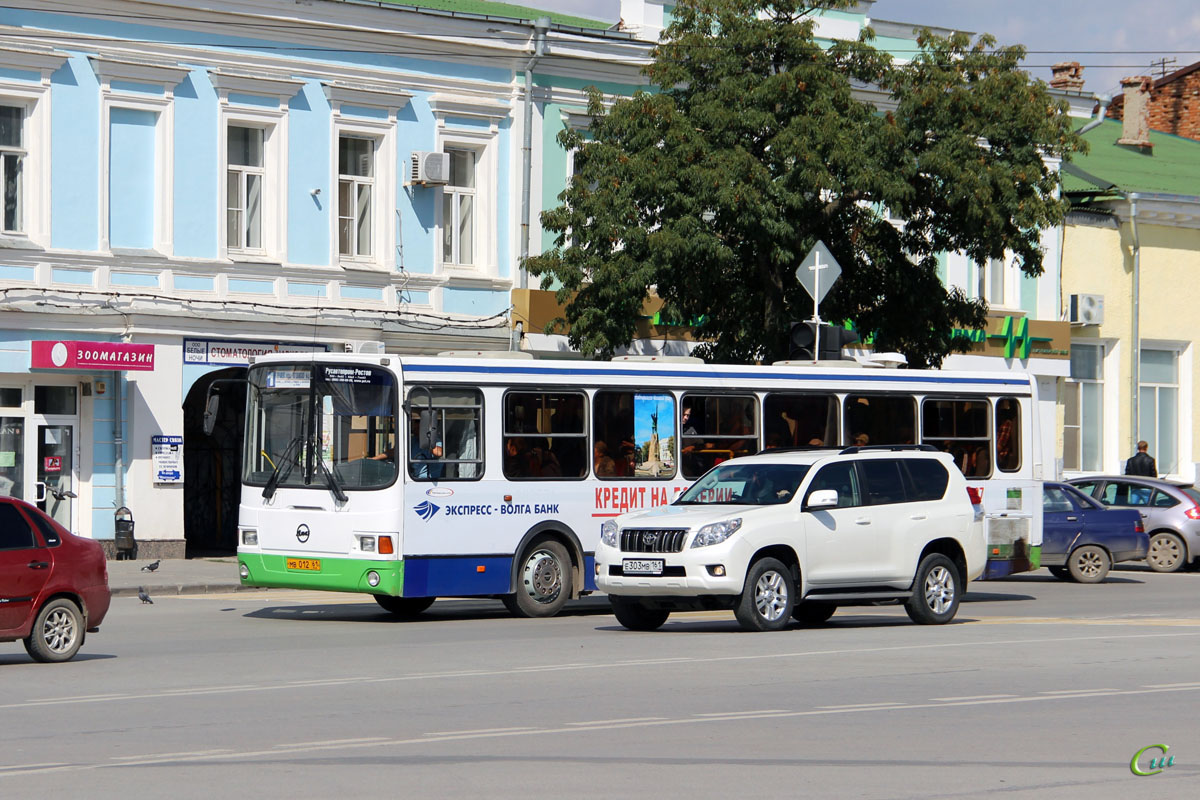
[226,126,264,252]
[442,148,476,266]
[976,257,1009,307]
[0,105,24,234]
[1064,343,1103,472]
[1140,348,1178,474]
[338,136,375,259]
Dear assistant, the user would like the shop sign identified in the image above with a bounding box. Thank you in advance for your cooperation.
[183,338,327,366]
[32,340,155,371]
[151,435,183,484]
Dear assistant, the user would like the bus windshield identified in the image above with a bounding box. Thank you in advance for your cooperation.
[243,364,398,491]
[676,462,811,506]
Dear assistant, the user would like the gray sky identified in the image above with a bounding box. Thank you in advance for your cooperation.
[539,0,1200,98]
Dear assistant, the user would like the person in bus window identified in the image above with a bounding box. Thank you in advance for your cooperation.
[412,439,443,479]
[594,441,616,477]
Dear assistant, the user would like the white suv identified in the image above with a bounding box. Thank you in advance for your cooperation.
[596,446,985,632]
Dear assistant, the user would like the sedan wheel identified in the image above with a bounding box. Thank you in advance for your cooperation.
[23,598,84,663]
[1147,532,1186,573]
[1067,545,1111,584]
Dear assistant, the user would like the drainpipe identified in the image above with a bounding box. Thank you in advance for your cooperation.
[519,17,551,291]
[114,373,125,512]
[1127,192,1141,456]
[1078,94,1111,135]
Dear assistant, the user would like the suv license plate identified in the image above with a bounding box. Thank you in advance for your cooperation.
[623,559,664,576]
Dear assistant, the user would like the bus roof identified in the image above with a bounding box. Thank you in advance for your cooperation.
[247,352,1036,395]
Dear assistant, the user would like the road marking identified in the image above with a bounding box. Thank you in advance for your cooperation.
[424,726,537,737]
[931,694,1016,702]
[10,629,1200,712]
[1038,688,1117,695]
[566,717,668,726]
[695,709,788,717]
[9,682,1200,779]
[110,749,233,761]
[1144,681,1200,688]
[272,738,389,749]
[815,701,906,710]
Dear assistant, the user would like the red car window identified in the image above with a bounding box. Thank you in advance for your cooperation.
[0,503,37,549]
[25,507,63,547]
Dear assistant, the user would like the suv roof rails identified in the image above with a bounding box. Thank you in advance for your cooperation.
[839,444,938,455]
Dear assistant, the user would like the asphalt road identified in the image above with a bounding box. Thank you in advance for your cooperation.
[4,566,1200,799]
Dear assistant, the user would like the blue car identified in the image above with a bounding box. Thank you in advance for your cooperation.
[1042,482,1148,583]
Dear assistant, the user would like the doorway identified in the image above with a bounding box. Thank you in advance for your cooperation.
[183,368,247,556]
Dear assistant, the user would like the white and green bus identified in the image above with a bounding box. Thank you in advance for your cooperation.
[235,353,1046,617]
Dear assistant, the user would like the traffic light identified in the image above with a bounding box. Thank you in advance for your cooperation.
[787,322,859,361]
[788,321,817,360]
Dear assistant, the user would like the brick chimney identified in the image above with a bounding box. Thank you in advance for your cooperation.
[1117,75,1153,151]
[1049,61,1085,90]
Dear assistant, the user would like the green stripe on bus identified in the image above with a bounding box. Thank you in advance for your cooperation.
[239,553,404,595]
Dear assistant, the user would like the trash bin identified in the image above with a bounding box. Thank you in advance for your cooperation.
[114,506,135,559]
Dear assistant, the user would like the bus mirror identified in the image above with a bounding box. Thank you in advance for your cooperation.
[203,393,220,436]
[418,409,440,452]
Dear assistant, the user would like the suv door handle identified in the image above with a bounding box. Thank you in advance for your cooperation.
[854,517,871,525]
[27,561,50,570]
[910,514,927,521]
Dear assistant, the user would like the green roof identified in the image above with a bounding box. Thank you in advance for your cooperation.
[1062,118,1200,198]
[376,0,610,29]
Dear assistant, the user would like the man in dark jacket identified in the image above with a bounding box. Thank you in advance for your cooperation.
[1125,441,1157,477]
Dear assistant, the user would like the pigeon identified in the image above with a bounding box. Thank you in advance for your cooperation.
[140,559,161,573]
[138,587,153,604]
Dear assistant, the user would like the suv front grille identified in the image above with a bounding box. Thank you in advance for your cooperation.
[620,528,689,553]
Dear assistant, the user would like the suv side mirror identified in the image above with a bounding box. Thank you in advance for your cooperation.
[806,489,839,510]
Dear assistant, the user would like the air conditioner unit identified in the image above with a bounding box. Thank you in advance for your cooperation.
[410,151,450,185]
[1068,293,1104,326]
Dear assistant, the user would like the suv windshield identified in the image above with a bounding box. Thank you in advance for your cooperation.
[243,364,398,491]
[676,462,810,506]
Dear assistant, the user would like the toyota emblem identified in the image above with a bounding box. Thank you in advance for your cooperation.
[643,531,658,547]
[296,524,310,543]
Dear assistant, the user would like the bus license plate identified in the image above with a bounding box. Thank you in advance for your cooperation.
[623,559,664,576]
[286,558,321,571]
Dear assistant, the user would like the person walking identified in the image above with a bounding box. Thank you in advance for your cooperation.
[1125,440,1157,477]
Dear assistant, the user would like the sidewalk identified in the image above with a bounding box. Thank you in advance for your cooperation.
[106,556,251,598]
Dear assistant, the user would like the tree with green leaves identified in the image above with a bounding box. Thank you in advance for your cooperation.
[525,0,1085,366]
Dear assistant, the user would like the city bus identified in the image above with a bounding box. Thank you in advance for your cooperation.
[234,353,1046,617]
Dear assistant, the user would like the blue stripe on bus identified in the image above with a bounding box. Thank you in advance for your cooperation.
[403,363,1031,388]
[402,554,598,597]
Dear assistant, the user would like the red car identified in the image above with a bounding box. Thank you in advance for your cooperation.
[0,497,110,662]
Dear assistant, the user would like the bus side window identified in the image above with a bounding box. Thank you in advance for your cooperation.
[763,392,837,449]
[920,398,991,478]
[995,397,1020,472]
[407,387,483,481]
[845,394,917,449]
[503,391,588,480]
[594,391,676,479]
[679,393,759,479]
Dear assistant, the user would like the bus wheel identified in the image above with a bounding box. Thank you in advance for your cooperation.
[504,539,572,618]
[374,596,435,618]
[610,596,670,631]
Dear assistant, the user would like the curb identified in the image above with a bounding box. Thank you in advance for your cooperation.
[110,584,263,598]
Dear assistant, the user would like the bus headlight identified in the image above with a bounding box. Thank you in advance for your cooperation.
[600,519,618,548]
[240,528,258,546]
[358,535,376,553]
[691,518,743,548]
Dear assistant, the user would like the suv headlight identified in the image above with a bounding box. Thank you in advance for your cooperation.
[600,519,619,548]
[691,518,743,548]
